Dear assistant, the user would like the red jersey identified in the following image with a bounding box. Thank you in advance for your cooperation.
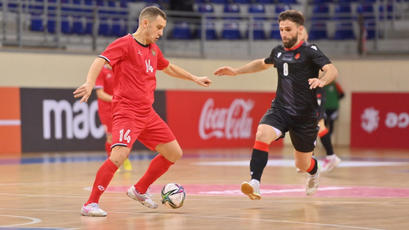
[95,65,114,118]
[99,34,169,115]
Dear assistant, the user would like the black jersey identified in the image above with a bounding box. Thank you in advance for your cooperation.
[264,41,331,117]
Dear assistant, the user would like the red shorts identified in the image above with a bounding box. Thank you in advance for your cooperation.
[111,109,175,150]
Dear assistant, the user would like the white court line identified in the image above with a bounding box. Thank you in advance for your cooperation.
[0,120,21,126]
[0,214,41,227]
[0,208,384,230]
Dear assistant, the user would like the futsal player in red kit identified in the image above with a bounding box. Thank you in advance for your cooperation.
[74,6,211,216]
[95,64,132,171]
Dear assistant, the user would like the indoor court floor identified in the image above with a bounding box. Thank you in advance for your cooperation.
[1,146,409,230]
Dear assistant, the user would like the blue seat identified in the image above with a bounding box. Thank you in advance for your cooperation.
[233,0,251,3]
[278,0,298,4]
[246,4,266,40]
[274,5,291,20]
[248,4,266,20]
[334,3,353,20]
[172,21,192,39]
[270,23,280,39]
[379,4,394,20]
[223,3,240,20]
[222,21,241,40]
[210,0,227,4]
[197,3,217,39]
[333,22,355,40]
[309,22,328,40]
[255,0,274,3]
[197,21,218,40]
[30,14,44,31]
[357,3,375,20]
[311,4,330,21]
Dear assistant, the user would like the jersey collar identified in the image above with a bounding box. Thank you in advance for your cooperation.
[284,40,304,51]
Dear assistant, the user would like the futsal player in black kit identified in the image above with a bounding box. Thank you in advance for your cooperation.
[214,10,338,198]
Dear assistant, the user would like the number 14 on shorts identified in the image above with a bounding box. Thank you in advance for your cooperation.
[119,129,131,143]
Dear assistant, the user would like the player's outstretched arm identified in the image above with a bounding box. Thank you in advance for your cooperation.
[162,63,212,87]
[73,58,107,102]
[214,59,272,77]
[308,63,339,89]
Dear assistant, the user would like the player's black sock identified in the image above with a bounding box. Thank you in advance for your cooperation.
[307,157,318,175]
[250,149,268,181]
[320,133,334,156]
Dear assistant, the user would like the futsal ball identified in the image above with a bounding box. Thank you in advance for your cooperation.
[161,183,186,209]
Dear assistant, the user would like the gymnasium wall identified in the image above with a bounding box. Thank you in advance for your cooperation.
[0,51,408,151]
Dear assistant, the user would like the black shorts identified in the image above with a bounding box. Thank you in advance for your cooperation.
[260,107,319,152]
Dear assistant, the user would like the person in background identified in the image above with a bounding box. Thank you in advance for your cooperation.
[95,64,132,172]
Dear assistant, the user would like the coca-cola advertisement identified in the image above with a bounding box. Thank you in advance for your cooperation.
[351,92,409,149]
[166,90,282,149]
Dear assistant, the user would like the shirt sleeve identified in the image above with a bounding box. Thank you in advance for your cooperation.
[95,68,105,89]
[156,47,169,70]
[264,47,276,66]
[99,36,129,66]
[309,44,331,70]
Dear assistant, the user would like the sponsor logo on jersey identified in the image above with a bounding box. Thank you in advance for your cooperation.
[145,59,154,73]
[311,45,317,51]
[277,52,282,58]
[152,50,156,56]
[295,53,300,59]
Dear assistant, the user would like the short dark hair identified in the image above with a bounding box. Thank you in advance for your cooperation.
[139,6,167,21]
[278,10,304,26]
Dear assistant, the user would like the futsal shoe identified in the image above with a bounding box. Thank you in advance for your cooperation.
[241,179,261,200]
[306,169,320,196]
[81,203,107,217]
[127,186,158,209]
[123,158,133,171]
[321,155,341,173]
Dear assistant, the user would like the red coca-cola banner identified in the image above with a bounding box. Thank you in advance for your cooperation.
[351,92,409,149]
[166,90,282,149]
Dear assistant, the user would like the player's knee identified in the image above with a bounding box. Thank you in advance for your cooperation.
[255,129,270,143]
[110,146,130,166]
[173,149,183,161]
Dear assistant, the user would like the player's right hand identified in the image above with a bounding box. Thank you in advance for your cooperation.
[73,82,93,103]
[214,66,237,77]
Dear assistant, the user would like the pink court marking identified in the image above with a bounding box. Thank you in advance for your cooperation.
[107,184,409,198]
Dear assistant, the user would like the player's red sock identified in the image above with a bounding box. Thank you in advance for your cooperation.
[318,128,329,138]
[134,154,174,194]
[306,157,318,175]
[105,142,111,157]
[85,159,118,205]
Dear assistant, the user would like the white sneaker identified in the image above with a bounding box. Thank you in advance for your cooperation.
[241,179,261,200]
[321,155,341,173]
[306,169,320,196]
[127,186,158,209]
[81,203,107,217]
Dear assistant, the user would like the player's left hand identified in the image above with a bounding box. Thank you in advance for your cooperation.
[194,76,212,87]
[308,78,325,89]
[73,82,93,102]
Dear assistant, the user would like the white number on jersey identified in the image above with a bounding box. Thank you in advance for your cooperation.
[283,62,288,76]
